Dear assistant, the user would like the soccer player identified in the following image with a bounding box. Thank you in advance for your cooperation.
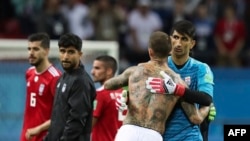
[104,31,204,141]
[43,33,96,141]
[146,20,215,141]
[91,55,125,141]
[20,33,61,141]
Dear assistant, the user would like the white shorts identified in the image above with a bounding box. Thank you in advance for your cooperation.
[115,124,163,141]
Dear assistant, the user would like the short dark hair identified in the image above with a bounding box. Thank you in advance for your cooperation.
[58,33,82,51]
[28,32,50,48]
[170,20,196,39]
[149,31,172,58]
[95,55,117,75]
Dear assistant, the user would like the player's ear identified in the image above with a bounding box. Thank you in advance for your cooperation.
[44,48,50,56]
[148,48,153,57]
[78,51,83,58]
[190,39,196,50]
[107,67,112,76]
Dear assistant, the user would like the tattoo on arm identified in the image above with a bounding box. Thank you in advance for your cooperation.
[181,100,197,117]
[181,100,210,124]
[104,66,136,90]
[199,105,210,118]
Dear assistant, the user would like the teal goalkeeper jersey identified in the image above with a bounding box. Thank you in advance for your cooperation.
[163,56,214,141]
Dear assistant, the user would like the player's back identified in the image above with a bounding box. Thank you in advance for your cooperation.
[123,62,180,134]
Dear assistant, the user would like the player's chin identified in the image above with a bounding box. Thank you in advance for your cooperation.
[62,62,71,67]
[62,63,73,71]
[29,60,38,66]
[29,58,35,63]
[92,78,99,83]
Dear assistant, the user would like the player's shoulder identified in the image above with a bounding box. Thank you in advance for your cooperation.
[26,66,36,75]
[122,65,138,75]
[47,65,61,77]
[26,66,35,72]
[190,57,213,74]
[190,58,210,68]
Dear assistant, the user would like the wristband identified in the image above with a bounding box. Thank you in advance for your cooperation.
[175,84,186,96]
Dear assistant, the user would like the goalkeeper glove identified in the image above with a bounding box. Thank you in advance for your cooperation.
[146,71,185,96]
[116,90,128,112]
[208,103,216,121]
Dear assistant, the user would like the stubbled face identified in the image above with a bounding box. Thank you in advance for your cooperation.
[91,60,109,84]
[28,41,47,67]
[59,46,82,71]
[170,30,195,58]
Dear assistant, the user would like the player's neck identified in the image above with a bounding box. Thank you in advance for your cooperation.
[171,54,189,65]
[149,58,168,66]
[36,59,51,73]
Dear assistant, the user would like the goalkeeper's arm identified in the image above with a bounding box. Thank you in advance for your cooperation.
[181,89,212,106]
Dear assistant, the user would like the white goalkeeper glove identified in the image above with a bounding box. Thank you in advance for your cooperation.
[146,71,185,96]
[116,90,128,112]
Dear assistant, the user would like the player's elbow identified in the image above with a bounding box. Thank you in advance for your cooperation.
[189,115,203,125]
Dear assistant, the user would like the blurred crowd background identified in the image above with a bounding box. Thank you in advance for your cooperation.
[1,0,250,72]
[1,1,250,141]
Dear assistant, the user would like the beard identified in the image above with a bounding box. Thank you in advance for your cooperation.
[30,57,43,67]
[61,61,76,72]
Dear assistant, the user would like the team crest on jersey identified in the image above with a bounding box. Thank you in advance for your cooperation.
[39,84,45,96]
[34,76,39,82]
[184,76,191,86]
[62,83,66,92]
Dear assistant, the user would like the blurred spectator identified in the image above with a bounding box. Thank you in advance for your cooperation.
[192,2,216,65]
[0,0,25,38]
[0,18,26,39]
[204,0,220,23]
[12,0,43,35]
[214,4,246,67]
[89,0,125,41]
[150,0,172,33]
[0,0,16,21]
[88,0,130,72]
[216,0,246,20]
[163,0,193,33]
[60,0,94,39]
[36,0,69,39]
[184,0,202,15]
[125,0,162,65]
